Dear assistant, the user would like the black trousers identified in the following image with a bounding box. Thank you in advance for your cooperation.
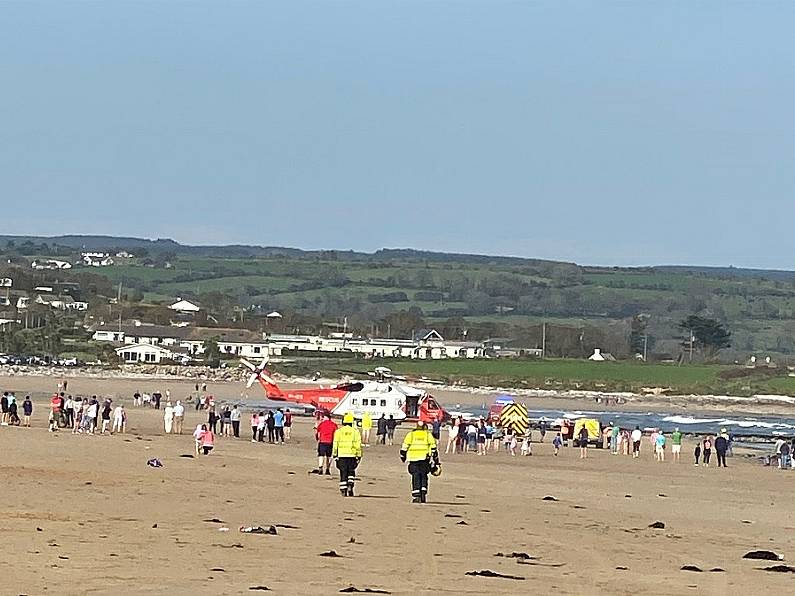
[275,427,284,442]
[408,460,430,498]
[716,450,727,467]
[337,457,358,494]
[232,421,240,437]
[267,427,275,442]
[703,449,711,464]
[258,428,265,442]
[252,426,257,440]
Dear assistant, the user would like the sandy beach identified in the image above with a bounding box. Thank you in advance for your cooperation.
[1,376,794,595]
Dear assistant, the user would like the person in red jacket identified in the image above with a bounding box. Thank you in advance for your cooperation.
[315,413,338,475]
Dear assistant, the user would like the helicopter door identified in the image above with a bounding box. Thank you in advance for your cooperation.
[406,395,419,418]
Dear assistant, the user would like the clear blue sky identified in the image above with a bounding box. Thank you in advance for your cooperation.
[2,1,793,268]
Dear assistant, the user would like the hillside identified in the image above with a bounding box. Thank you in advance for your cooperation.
[3,235,795,362]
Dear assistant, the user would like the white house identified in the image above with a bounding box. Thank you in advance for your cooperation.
[116,343,178,364]
[93,328,124,342]
[31,259,72,270]
[169,299,201,313]
[81,252,114,267]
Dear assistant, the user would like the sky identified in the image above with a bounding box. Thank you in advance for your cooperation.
[1,1,794,268]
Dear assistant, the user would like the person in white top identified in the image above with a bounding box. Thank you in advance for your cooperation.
[445,421,458,454]
[631,427,643,458]
[192,423,204,455]
[112,405,125,433]
[172,400,185,434]
[163,402,174,434]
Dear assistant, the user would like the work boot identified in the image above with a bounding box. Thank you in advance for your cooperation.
[340,489,347,497]
[420,493,427,503]
[347,486,355,497]
[325,469,331,476]
[411,497,421,503]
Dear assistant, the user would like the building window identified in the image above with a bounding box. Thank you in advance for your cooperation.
[380,400,386,407]
[253,346,260,354]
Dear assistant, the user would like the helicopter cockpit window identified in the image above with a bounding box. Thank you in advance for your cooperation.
[343,382,364,392]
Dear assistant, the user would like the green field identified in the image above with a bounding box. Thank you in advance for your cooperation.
[293,358,795,396]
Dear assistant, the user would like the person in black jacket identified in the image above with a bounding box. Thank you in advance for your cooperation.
[714,434,729,468]
[376,414,387,445]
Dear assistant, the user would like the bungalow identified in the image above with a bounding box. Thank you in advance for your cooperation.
[92,328,125,342]
[121,324,188,347]
[182,327,268,358]
[81,252,114,267]
[116,344,181,364]
[169,299,201,314]
[31,259,72,270]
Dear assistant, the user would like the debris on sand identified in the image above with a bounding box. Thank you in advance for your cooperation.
[541,496,559,502]
[248,586,270,591]
[516,560,565,568]
[709,568,725,573]
[648,521,666,529]
[240,526,278,535]
[210,568,225,572]
[615,566,628,571]
[179,454,194,458]
[444,514,462,518]
[681,565,703,572]
[339,588,391,594]
[758,565,795,573]
[320,550,342,558]
[494,552,534,561]
[465,570,525,581]
[456,521,468,526]
[204,518,225,524]
[743,551,783,561]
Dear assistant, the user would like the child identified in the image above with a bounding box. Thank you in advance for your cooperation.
[694,442,702,467]
[509,434,518,456]
[520,436,532,456]
[193,423,204,455]
[552,432,562,456]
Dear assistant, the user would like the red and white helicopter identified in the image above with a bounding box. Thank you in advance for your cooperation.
[240,358,448,423]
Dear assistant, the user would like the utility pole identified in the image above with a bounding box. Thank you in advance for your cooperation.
[541,322,547,359]
[689,330,694,363]
[643,333,648,362]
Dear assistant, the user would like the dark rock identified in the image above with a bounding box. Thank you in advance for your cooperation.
[210,568,225,572]
[339,588,391,594]
[320,550,342,557]
[249,586,271,591]
[743,550,783,561]
[456,521,468,526]
[542,496,559,502]
[204,518,225,524]
[444,514,462,518]
[648,521,665,529]
[709,568,725,573]
[615,566,628,570]
[465,570,525,580]
[759,565,795,573]
[681,565,703,572]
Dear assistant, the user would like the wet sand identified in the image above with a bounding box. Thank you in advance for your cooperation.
[2,377,795,595]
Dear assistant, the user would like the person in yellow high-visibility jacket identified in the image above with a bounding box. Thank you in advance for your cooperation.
[332,413,362,497]
[361,411,373,445]
[400,420,440,503]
